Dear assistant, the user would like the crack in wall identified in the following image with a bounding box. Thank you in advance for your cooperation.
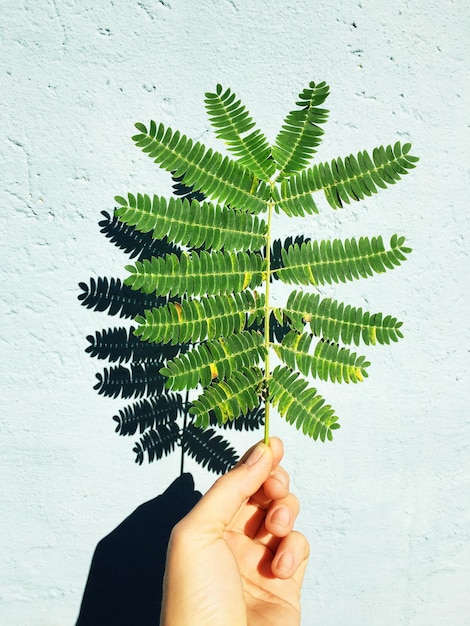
[137,0,171,19]
[50,0,69,53]
[7,138,35,214]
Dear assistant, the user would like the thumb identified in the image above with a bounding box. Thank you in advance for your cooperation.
[184,443,273,532]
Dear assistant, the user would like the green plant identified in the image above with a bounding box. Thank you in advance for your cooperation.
[114,80,418,447]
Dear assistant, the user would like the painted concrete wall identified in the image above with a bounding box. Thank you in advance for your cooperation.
[1,0,468,624]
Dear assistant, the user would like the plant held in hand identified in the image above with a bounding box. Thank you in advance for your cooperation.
[114,80,418,446]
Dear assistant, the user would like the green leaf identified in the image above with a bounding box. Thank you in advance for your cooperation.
[279,142,419,214]
[272,81,330,179]
[189,366,263,428]
[283,290,404,345]
[274,331,370,383]
[269,365,340,441]
[132,121,271,213]
[205,84,275,180]
[133,290,265,345]
[275,235,411,286]
[125,250,265,296]
[114,193,268,252]
[161,330,266,390]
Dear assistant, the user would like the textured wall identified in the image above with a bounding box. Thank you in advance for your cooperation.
[1,1,469,624]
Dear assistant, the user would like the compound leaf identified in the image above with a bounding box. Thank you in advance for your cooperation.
[133,121,271,214]
[280,142,419,215]
[115,193,267,252]
[274,331,370,383]
[161,330,266,390]
[189,366,263,428]
[205,84,275,180]
[125,250,265,296]
[269,365,340,441]
[272,81,329,179]
[276,235,411,286]
[133,290,265,345]
[283,290,404,345]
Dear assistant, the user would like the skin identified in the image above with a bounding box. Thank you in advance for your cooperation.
[160,438,310,626]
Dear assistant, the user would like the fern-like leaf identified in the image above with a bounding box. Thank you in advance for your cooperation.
[204,84,275,180]
[94,363,166,399]
[133,422,180,465]
[272,81,329,180]
[125,250,265,296]
[132,121,271,213]
[183,424,238,474]
[114,193,267,252]
[276,235,411,286]
[78,277,165,319]
[85,80,418,463]
[113,394,182,436]
[280,142,419,215]
[161,330,266,390]
[189,366,263,428]
[274,331,370,383]
[284,290,404,345]
[269,365,340,441]
[134,291,265,345]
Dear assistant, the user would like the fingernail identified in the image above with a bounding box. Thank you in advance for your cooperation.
[270,506,291,528]
[245,443,266,466]
[276,552,294,575]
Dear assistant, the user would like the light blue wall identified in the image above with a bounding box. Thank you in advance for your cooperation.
[1,1,468,624]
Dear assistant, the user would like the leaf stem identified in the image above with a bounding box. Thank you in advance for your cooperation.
[263,197,274,445]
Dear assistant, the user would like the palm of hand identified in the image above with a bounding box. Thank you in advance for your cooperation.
[225,528,302,626]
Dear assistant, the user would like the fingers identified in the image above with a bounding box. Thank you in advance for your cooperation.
[236,476,299,548]
[182,436,299,550]
[181,441,275,534]
[271,530,310,581]
[265,492,300,538]
[237,437,284,471]
[229,440,293,538]
[250,491,300,553]
[240,438,288,517]
[262,465,290,501]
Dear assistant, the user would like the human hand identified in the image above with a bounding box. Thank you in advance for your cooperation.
[160,438,309,626]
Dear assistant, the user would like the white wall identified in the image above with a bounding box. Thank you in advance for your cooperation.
[1,1,468,624]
